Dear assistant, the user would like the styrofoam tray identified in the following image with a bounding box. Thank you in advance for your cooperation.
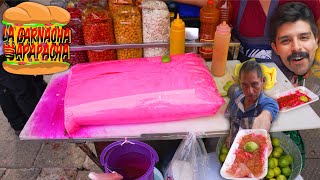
[220,129,268,180]
[276,86,319,112]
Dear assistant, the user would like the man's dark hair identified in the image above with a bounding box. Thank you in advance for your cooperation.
[239,60,263,79]
[270,2,318,42]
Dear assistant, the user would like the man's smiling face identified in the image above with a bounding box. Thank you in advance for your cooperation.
[272,20,318,75]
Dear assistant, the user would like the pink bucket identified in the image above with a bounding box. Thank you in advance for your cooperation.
[100,140,159,180]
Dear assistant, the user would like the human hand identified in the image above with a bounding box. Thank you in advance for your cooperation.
[88,172,123,180]
[252,110,272,132]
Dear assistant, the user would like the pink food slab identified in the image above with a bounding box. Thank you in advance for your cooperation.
[64,53,225,134]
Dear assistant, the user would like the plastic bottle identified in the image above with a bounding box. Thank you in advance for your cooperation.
[170,14,185,55]
[199,0,220,60]
[217,0,232,24]
[211,21,231,77]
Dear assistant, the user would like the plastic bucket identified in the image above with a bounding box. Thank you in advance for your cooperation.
[100,140,159,180]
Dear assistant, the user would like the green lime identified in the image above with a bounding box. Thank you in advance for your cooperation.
[269,158,276,169]
[279,157,290,168]
[219,154,227,163]
[276,174,287,180]
[272,138,280,147]
[272,158,279,167]
[283,154,293,164]
[270,179,276,180]
[221,146,229,154]
[266,169,275,179]
[272,150,282,158]
[244,141,259,152]
[273,167,281,176]
[161,55,171,63]
[299,95,309,102]
[281,167,292,177]
[274,147,284,156]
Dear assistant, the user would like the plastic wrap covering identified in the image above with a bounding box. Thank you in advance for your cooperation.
[64,53,225,135]
[82,6,116,62]
[113,5,143,59]
[66,8,88,66]
[108,0,133,13]
[142,0,170,57]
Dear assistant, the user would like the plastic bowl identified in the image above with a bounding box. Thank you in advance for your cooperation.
[216,132,302,180]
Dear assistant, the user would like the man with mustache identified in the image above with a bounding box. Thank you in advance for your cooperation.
[270,2,319,87]
[270,2,320,116]
[270,2,320,170]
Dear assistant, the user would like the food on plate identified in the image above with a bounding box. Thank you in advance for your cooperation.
[226,133,268,177]
[277,90,311,111]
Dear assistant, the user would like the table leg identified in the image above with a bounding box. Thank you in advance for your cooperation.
[76,142,105,172]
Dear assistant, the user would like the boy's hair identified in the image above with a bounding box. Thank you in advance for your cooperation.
[239,60,263,79]
[270,2,318,42]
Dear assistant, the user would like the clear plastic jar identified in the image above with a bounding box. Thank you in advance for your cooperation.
[66,8,88,66]
[82,7,116,62]
[113,5,143,59]
[142,0,170,57]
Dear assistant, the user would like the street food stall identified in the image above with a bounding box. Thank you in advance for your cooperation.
[16,0,320,179]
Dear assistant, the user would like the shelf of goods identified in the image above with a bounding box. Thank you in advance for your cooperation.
[69,41,241,60]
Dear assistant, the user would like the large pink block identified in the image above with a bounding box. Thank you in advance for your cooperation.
[64,53,225,134]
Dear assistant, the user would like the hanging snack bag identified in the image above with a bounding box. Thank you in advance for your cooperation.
[142,0,170,57]
[66,8,88,66]
[113,5,143,59]
[108,0,133,13]
[82,6,116,62]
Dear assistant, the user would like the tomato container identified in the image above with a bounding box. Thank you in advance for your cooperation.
[82,7,116,62]
[66,8,88,66]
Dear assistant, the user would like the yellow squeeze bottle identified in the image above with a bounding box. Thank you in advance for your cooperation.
[170,14,185,55]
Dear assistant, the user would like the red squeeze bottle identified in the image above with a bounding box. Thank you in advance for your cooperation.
[199,0,220,60]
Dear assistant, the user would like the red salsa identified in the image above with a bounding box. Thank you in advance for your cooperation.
[277,90,311,110]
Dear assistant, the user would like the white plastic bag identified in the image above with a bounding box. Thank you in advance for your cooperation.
[165,132,209,180]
